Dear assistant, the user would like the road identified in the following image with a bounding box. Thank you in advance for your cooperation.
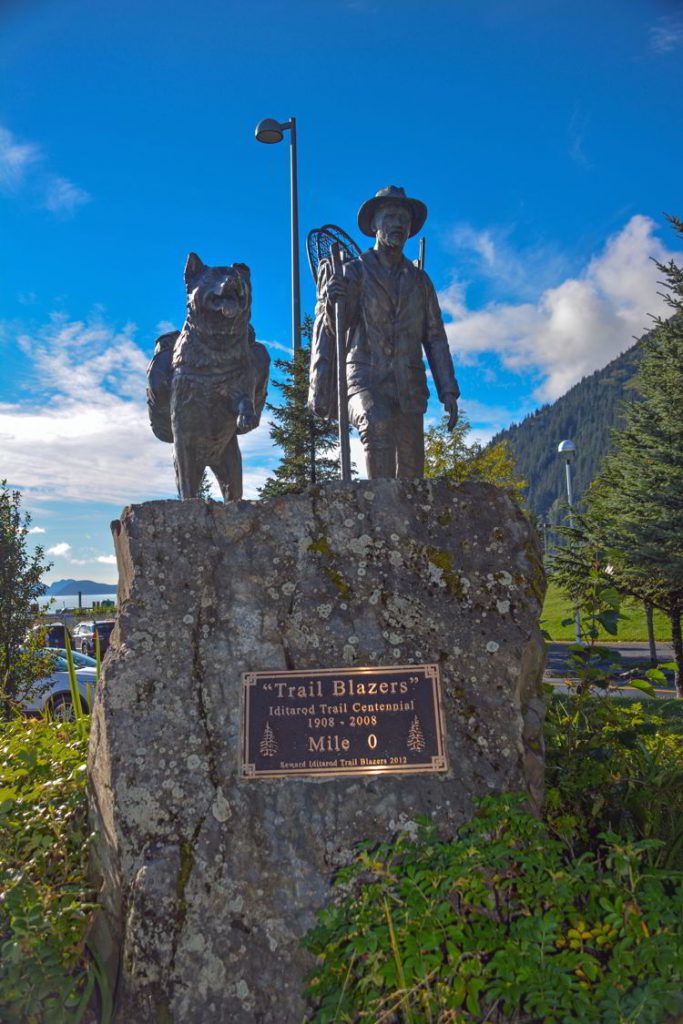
[545,641,678,698]
[546,641,674,676]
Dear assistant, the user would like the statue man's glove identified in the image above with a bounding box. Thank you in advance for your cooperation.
[444,395,459,432]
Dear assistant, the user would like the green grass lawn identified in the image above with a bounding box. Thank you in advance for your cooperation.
[542,581,671,643]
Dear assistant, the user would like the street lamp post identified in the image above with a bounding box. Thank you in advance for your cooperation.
[254,117,301,353]
[558,440,582,644]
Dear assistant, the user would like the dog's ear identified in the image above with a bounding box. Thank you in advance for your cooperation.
[184,253,204,288]
[233,262,251,282]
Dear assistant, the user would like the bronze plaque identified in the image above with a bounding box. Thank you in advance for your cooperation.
[241,664,447,779]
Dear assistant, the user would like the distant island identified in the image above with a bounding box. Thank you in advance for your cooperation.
[44,578,118,596]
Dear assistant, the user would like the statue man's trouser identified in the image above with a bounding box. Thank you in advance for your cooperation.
[348,389,424,479]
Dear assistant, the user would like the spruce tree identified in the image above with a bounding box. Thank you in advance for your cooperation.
[197,471,213,500]
[259,316,341,498]
[582,217,683,693]
[176,469,212,500]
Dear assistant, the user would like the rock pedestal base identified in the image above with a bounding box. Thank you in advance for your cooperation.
[88,479,546,1023]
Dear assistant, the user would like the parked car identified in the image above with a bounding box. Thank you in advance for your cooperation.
[22,650,98,720]
[48,648,97,669]
[30,622,72,648]
[70,620,115,656]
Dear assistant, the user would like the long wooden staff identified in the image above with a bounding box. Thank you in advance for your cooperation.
[330,241,351,482]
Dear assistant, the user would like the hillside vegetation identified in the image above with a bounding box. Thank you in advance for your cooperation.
[492,340,644,520]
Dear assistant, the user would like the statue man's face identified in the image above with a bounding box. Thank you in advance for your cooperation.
[372,203,412,250]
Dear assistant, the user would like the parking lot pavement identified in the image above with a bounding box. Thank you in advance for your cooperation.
[545,679,676,700]
[544,640,677,697]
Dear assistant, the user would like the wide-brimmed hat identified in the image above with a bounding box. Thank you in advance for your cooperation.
[357,185,427,238]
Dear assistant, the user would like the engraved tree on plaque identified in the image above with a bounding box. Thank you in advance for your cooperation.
[259,723,278,758]
[406,715,426,753]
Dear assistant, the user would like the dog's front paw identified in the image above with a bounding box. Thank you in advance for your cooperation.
[236,408,259,434]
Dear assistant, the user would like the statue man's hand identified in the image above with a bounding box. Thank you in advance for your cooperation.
[444,395,459,432]
[326,272,348,305]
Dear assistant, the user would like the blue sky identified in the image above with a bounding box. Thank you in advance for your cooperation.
[1,0,682,584]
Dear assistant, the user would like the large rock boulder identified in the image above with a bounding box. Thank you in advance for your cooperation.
[88,479,546,1023]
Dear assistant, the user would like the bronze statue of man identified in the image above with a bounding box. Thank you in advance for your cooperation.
[309,185,460,478]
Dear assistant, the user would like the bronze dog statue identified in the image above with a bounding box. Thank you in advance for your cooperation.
[147,253,269,501]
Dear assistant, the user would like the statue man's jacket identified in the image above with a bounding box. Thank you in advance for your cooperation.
[308,248,459,421]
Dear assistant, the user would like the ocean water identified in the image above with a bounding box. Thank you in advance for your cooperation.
[38,593,117,612]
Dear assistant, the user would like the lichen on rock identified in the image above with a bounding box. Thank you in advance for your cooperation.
[89,478,546,1023]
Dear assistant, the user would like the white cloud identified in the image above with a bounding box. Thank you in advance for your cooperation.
[0,315,279,506]
[43,175,91,215]
[155,319,178,335]
[0,123,90,216]
[28,525,46,534]
[446,223,572,302]
[47,542,71,556]
[442,215,679,402]
[467,427,498,447]
[260,337,292,356]
[650,14,683,53]
[96,554,117,565]
[0,126,40,190]
[460,398,515,424]
[568,107,590,168]
[460,399,521,439]
[425,396,519,434]
[451,225,497,267]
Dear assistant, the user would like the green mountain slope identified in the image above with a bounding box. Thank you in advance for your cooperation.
[491,340,645,520]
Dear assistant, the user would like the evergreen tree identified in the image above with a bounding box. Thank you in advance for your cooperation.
[424,415,527,505]
[573,217,683,693]
[197,471,213,500]
[176,468,213,500]
[0,481,52,708]
[259,316,341,498]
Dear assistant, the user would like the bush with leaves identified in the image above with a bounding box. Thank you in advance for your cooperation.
[424,415,527,506]
[545,695,683,870]
[303,794,683,1024]
[0,717,109,1024]
[0,481,52,710]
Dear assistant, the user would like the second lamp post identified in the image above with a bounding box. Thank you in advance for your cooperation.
[558,439,582,644]
[254,116,301,354]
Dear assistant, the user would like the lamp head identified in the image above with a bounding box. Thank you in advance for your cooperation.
[557,439,576,461]
[255,118,285,144]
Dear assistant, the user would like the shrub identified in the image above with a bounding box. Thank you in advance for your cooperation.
[303,795,683,1024]
[0,717,101,1023]
[0,481,52,709]
[545,694,683,868]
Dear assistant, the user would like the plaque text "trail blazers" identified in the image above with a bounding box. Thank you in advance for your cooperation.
[241,665,448,779]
